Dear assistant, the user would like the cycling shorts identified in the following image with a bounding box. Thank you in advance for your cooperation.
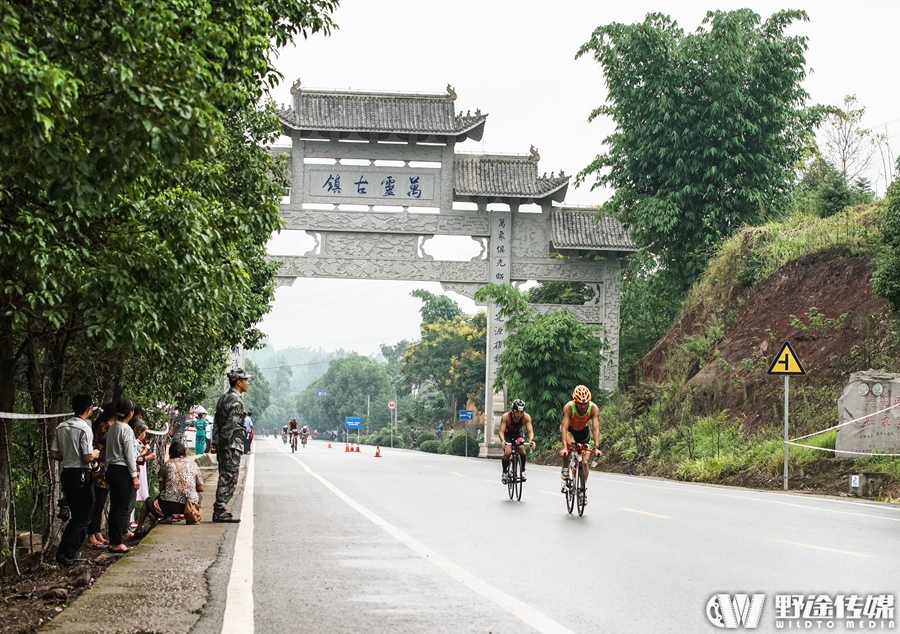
[568,426,591,445]
[502,434,525,447]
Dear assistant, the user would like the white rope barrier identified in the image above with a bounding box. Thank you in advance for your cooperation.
[0,411,74,419]
[786,402,900,457]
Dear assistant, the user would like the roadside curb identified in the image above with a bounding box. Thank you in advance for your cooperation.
[41,454,249,634]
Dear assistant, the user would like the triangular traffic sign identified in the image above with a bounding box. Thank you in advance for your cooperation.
[766,340,806,376]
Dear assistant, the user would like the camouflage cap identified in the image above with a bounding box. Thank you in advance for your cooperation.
[227,368,251,382]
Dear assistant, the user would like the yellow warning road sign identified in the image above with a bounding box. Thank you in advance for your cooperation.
[767,341,806,376]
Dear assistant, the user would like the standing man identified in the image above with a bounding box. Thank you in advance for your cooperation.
[211,368,249,523]
[50,394,100,566]
[194,412,208,454]
[243,411,253,454]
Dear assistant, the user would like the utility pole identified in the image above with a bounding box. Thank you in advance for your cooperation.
[366,394,370,436]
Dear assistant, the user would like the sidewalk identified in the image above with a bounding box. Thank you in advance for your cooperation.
[42,454,248,634]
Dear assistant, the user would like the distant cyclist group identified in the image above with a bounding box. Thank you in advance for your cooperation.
[281,417,309,453]
[498,384,602,514]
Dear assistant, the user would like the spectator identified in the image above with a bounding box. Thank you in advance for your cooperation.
[136,441,204,536]
[437,421,444,439]
[449,427,454,440]
[106,398,139,553]
[50,394,100,566]
[133,422,156,528]
[88,402,116,548]
[243,411,253,454]
[194,413,208,454]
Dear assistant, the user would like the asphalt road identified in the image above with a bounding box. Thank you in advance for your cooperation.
[227,437,900,633]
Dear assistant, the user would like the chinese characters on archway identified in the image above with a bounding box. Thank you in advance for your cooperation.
[313,170,434,200]
[489,212,511,381]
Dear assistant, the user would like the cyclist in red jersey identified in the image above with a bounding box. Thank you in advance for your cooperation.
[559,385,602,504]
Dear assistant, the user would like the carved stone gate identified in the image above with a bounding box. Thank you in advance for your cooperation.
[271,83,636,457]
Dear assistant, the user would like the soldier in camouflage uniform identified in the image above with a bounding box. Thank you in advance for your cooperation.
[211,368,250,522]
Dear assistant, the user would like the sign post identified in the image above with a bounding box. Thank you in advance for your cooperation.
[766,341,806,491]
[344,416,362,447]
[387,400,397,448]
[459,410,474,457]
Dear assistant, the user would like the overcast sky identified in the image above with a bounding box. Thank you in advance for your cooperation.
[257,0,900,357]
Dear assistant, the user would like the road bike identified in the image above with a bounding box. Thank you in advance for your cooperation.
[562,444,596,516]
[290,432,298,453]
[301,434,308,448]
[505,440,528,501]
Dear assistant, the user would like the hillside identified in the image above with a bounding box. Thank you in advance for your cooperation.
[595,204,900,498]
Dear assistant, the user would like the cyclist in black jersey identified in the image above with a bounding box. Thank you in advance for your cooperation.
[498,399,535,484]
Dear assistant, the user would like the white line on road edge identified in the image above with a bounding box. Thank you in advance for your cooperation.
[769,538,872,558]
[274,441,577,634]
[221,453,255,634]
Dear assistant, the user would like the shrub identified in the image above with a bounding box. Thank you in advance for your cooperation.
[420,440,440,453]
[438,440,450,454]
[448,434,479,456]
[417,431,437,443]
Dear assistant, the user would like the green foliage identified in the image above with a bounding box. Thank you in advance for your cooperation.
[419,440,441,454]
[410,289,462,325]
[526,282,595,305]
[448,433,479,456]
[619,251,685,383]
[788,308,847,334]
[242,359,271,422]
[416,431,437,443]
[576,9,819,289]
[873,183,900,313]
[402,311,485,422]
[294,353,393,432]
[475,284,605,450]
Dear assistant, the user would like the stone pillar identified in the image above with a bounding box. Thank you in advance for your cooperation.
[481,209,511,458]
[599,260,622,391]
[290,132,305,205]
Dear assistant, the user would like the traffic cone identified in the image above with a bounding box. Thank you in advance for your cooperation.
[327,443,332,448]
[355,444,360,452]
[345,443,349,452]
[375,445,381,457]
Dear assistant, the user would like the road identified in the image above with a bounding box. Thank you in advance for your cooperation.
[218,437,900,633]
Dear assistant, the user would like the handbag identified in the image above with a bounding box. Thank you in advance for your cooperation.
[173,459,202,525]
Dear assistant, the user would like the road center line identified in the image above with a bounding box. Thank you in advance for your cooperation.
[450,471,465,478]
[276,444,576,634]
[769,538,872,558]
[540,490,564,498]
[222,453,255,634]
[620,507,671,519]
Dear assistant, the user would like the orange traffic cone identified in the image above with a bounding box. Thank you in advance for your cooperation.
[375,445,381,457]
[327,443,332,448]
[345,443,349,452]
[355,444,360,453]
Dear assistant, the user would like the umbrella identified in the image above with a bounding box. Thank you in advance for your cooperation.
[193,405,208,415]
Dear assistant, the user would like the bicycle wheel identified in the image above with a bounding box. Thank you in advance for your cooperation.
[507,456,517,500]
[576,462,587,516]
[515,452,523,501]
[565,460,575,514]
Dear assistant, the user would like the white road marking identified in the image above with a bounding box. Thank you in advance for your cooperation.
[620,507,671,519]
[769,538,871,558]
[272,441,576,634]
[540,490,564,498]
[449,471,465,478]
[221,453,255,634]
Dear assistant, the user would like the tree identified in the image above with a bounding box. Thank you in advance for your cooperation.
[822,95,879,185]
[242,359,271,422]
[526,282,596,305]
[0,0,337,550]
[381,340,410,396]
[576,9,819,290]
[402,313,485,422]
[873,182,900,313]
[410,289,462,325]
[474,284,604,450]
[295,354,393,432]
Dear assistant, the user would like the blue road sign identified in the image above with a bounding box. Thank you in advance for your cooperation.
[459,410,474,421]
[344,415,362,429]
[317,389,327,398]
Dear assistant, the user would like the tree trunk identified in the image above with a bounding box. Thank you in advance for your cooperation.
[0,314,16,540]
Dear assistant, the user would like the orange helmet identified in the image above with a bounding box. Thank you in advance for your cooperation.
[572,385,592,404]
